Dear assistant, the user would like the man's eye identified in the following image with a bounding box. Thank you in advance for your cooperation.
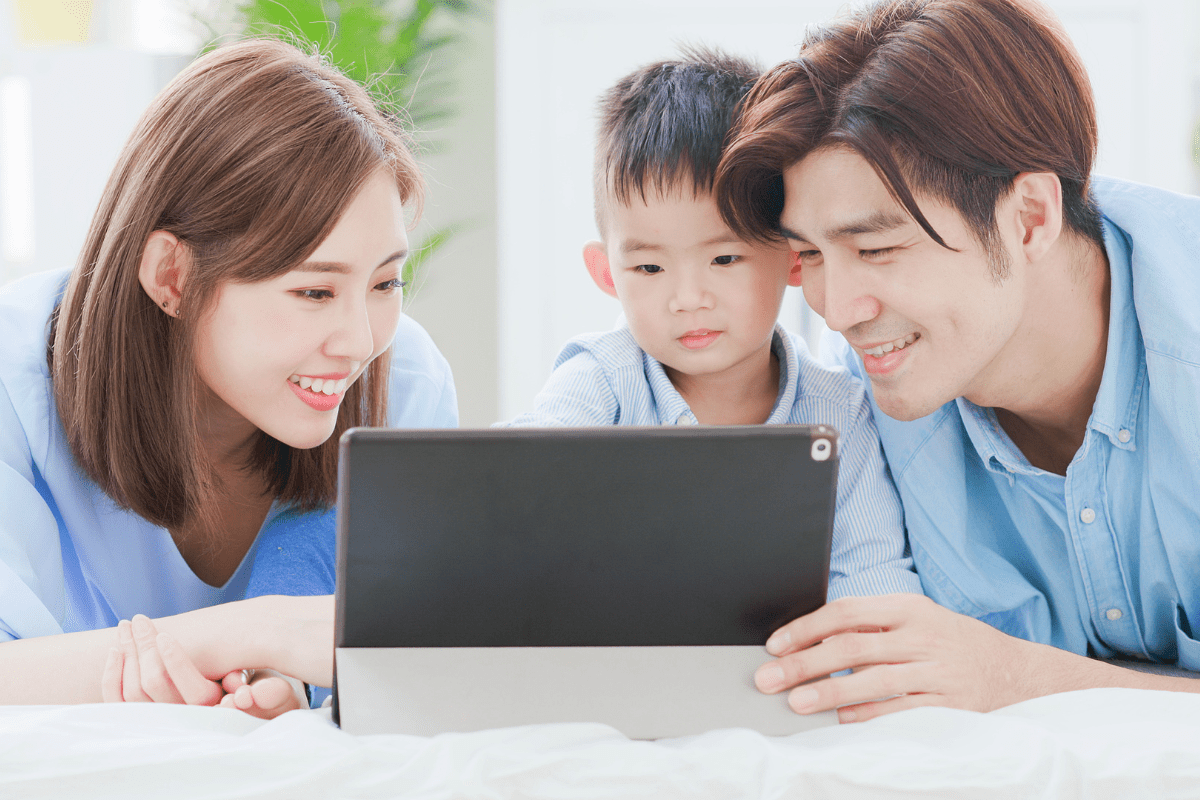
[796,250,821,264]
[375,278,408,293]
[860,247,896,259]
[713,255,741,266]
[635,264,663,274]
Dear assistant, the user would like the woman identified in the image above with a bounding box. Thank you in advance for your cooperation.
[0,38,456,711]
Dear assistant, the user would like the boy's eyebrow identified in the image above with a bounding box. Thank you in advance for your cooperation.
[780,211,911,244]
[294,251,408,273]
[618,235,744,255]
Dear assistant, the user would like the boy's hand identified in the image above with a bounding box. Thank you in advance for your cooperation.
[218,669,307,719]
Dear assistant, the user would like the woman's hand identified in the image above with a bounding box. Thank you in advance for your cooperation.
[102,614,304,718]
[102,615,226,705]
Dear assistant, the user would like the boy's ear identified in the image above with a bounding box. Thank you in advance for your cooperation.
[138,230,190,317]
[787,250,804,287]
[583,241,617,298]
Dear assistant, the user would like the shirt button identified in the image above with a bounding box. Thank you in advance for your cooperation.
[1106,608,1123,621]
[1080,508,1096,524]
[675,415,697,425]
[1118,429,1131,443]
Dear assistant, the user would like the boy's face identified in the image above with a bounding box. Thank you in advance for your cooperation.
[586,190,799,382]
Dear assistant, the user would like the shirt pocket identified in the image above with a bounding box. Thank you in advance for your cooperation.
[1173,606,1200,670]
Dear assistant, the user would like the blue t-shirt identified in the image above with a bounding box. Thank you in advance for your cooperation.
[0,268,457,642]
[499,324,921,601]
[824,176,1200,668]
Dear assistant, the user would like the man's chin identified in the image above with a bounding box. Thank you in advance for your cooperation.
[872,389,946,422]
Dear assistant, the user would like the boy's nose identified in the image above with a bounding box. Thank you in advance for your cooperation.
[668,271,715,313]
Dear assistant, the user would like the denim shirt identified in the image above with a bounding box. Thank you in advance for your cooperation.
[825,176,1200,668]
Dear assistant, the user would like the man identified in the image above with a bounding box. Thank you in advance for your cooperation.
[714,0,1200,723]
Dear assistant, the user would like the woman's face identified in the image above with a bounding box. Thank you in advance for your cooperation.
[193,167,408,452]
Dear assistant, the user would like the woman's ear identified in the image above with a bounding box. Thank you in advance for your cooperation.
[583,241,617,298]
[138,231,190,317]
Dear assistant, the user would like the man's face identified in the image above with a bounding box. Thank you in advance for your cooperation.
[780,147,1026,420]
[603,190,798,384]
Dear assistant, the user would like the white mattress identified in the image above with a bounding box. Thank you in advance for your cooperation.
[0,688,1193,798]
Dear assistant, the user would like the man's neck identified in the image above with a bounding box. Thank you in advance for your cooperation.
[976,235,1110,475]
[666,344,780,425]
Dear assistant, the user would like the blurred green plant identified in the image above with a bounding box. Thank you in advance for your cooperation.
[199,0,482,295]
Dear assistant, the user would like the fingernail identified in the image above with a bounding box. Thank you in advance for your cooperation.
[790,688,819,713]
[118,620,132,643]
[131,615,151,637]
[766,630,791,656]
[755,664,785,692]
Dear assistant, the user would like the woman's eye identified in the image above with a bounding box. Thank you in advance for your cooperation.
[713,255,742,266]
[296,288,334,301]
[634,264,662,275]
[375,278,408,293]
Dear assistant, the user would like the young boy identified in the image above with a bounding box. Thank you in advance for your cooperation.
[501,48,921,601]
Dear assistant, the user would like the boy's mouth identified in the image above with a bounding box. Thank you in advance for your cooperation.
[678,329,722,350]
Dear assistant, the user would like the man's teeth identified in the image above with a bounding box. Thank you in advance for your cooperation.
[288,375,349,395]
[863,333,918,357]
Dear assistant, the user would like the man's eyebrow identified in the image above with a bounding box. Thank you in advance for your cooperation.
[295,250,408,273]
[780,211,912,244]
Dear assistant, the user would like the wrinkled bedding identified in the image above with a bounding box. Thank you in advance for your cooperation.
[1,688,1195,799]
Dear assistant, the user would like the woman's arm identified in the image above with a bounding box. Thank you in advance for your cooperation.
[0,595,333,705]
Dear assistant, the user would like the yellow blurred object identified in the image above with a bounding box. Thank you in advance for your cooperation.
[13,0,95,44]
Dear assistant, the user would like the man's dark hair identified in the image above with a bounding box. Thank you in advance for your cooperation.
[594,46,760,232]
[715,0,1105,278]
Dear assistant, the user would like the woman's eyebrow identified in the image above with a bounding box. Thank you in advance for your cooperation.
[296,250,408,273]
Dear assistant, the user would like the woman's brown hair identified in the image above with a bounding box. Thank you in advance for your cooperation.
[48,38,423,533]
[716,0,1103,279]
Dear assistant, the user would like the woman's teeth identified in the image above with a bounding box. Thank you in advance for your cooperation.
[289,375,349,395]
[863,333,918,357]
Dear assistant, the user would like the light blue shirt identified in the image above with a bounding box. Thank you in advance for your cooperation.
[825,176,1200,668]
[501,324,921,600]
[0,268,457,642]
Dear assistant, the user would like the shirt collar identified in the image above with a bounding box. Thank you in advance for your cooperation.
[1088,216,1145,451]
[957,216,1145,475]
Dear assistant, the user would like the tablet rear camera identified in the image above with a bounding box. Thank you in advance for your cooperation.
[811,438,831,461]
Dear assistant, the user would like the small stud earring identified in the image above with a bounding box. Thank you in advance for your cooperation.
[161,301,167,308]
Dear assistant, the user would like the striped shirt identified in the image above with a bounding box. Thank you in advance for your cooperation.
[501,324,921,600]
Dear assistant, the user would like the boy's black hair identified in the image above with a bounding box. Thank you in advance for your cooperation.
[594,46,761,231]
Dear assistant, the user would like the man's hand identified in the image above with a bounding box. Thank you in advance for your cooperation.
[753,594,1110,723]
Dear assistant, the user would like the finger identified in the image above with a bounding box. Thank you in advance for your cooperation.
[156,632,222,706]
[221,670,250,695]
[756,629,899,695]
[233,684,255,710]
[838,691,948,724]
[785,660,931,716]
[117,620,151,702]
[130,615,184,704]
[250,677,302,713]
[101,647,124,703]
[219,693,237,709]
[766,594,928,656]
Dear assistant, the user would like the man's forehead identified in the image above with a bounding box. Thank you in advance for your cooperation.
[780,151,915,243]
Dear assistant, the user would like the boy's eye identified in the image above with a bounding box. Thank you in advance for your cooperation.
[713,255,741,266]
[634,264,663,275]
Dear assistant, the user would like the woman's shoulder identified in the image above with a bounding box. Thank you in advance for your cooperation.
[0,268,68,378]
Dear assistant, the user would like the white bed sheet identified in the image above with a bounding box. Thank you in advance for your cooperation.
[1,688,1196,799]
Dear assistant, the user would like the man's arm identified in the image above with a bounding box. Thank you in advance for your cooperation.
[753,594,1200,723]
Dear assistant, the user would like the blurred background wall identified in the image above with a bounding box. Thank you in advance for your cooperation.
[2,0,1198,426]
